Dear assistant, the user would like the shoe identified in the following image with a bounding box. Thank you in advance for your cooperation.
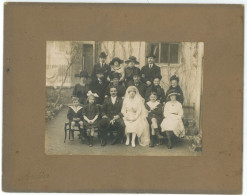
[125,139,130,145]
[149,135,154,147]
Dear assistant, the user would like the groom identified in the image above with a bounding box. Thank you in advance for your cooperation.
[99,86,125,146]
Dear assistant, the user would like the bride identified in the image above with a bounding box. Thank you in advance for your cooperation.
[121,86,150,147]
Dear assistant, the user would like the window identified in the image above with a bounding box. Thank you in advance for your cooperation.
[148,42,180,64]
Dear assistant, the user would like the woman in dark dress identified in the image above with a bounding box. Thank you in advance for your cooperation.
[72,70,90,105]
[124,56,141,87]
[166,75,184,104]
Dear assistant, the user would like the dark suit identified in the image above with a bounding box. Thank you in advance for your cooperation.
[141,64,162,83]
[91,63,111,80]
[100,97,125,145]
[132,82,146,98]
[90,79,109,105]
[125,66,141,87]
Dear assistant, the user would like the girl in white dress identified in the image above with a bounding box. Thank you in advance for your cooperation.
[121,86,150,147]
[160,91,185,149]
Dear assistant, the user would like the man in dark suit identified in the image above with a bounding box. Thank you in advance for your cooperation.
[141,53,162,87]
[131,70,146,98]
[91,52,111,81]
[99,87,125,146]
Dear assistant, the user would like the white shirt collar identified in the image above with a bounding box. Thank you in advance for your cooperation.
[111,96,117,104]
[147,101,159,110]
[69,105,83,113]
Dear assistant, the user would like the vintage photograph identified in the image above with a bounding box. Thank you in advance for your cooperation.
[45,41,203,156]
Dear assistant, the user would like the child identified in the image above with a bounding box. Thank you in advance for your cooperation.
[145,77,166,105]
[166,75,184,104]
[82,91,100,147]
[90,69,109,105]
[145,92,163,147]
[105,72,126,99]
[72,70,90,105]
[67,96,84,141]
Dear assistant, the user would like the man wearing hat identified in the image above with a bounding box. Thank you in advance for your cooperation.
[99,86,125,146]
[124,56,142,87]
[141,53,162,87]
[90,69,109,105]
[105,72,126,98]
[91,52,111,81]
[72,70,90,105]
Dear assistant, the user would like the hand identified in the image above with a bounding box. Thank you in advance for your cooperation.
[105,95,108,98]
[110,119,115,125]
[113,115,120,120]
[102,115,108,119]
[73,118,80,121]
[146,81,151,86]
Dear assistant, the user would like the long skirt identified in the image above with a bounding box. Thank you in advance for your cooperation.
[160,116,185,138]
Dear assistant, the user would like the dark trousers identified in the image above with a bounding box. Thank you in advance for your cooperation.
[100,118,125,139]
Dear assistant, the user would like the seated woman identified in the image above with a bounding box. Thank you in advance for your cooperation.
[160,90,185,149]
[72,70,90,105]
[121,86,150,147]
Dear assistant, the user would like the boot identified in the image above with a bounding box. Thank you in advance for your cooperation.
[101,132,107,146]
[111,130,124,145]
[89,136,94,147]
[149,135,155,147]
[166,131,172,149]
[70,130,74,141]
[154,128,163,139]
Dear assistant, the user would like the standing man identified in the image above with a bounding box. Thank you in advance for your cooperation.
[141,53,162,87]
[91,52,111,81]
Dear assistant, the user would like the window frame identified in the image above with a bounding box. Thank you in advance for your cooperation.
[146,42,181,67]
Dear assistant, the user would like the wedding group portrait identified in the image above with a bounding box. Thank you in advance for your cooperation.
[45,41,203,156]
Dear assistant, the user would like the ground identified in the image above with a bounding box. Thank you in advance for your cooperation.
[45,108,201,156]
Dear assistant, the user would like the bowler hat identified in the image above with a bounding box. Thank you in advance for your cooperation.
[132,69,141,77]
[125,56,140,64]
[99,118,110,130]
[170,75,179,82]
[146,53,156,58]
[99,52,107,59]
[75,70,89,78]
[109,72,121,80]
[109,57,124,65]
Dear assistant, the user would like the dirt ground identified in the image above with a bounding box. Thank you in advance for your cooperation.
[45,108,201,156]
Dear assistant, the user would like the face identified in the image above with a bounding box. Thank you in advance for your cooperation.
[153,78,160,86]
[88,96,95,104]
[110,88,117,97]
[112,78,119,85]
[99,57,106,63]
[148,57,154,64]
[171,80,178,87]
[133,75,140,83]
[96,73,104,79]
[129,61,135,67]
[150,94,157,102]
[80,77,87,83]
[114,61,119,67]
[128,88,136,98]
[73,100,79,107]
[170,95,176,101]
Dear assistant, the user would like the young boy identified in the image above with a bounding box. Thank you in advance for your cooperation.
[90,69,109,105]
[145,77,166,104]
[145,92,163,147]
[166,75,184,104]
[105,72,126,99]
[67,96,84,141]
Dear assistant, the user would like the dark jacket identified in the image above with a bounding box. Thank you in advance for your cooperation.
[67,106,84,121]
[72,84,89,105]
[145,85,166,104]
[91,63,111,80]
[105,83,126,98]
[145,102,163,123]
[130,82,146,98]
[82,103,99,120]
[166,85,184,104]
[101,97,123,120]
[125,66,141,87]
[90,79,109,105]
[141,64,162,83]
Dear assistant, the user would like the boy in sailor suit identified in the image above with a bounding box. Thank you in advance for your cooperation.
[67,97,84,141]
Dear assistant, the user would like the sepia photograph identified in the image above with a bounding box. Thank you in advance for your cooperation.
[45,41,203,156]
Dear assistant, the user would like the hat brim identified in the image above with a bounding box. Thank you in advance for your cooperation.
[168,92,180,97]
[125,60,140,64]
[110,59,124,65]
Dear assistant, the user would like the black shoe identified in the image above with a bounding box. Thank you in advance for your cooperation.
[149,135,155,147]
[89,136,93,147]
